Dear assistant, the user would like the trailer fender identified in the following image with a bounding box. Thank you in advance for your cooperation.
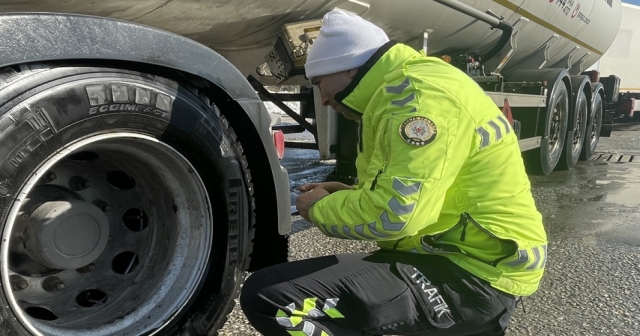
[0,13,290,269]
[509,68,573,103]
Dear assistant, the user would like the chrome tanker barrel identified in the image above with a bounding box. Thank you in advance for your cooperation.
[0,0,622,80]
[364,0,622,77]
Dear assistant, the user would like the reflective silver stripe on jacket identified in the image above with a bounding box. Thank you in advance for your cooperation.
[505,245,547,270]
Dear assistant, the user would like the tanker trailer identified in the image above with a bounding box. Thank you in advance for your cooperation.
[260,0,622,182]
[0,0,624,335]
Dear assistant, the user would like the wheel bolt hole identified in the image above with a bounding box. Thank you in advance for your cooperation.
[76,289,108,307]
[68,151,100,161]
[107,171,136,190]
[123,209,149,232]
[112,251,140,275]
[25,306,57,320]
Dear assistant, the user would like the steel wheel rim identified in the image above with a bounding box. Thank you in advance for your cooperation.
[572,94,587,155]
[2,133,213,336]
[548,94,566,159]
[589,100,602,149]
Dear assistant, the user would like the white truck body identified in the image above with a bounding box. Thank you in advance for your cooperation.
[591,3,640,94]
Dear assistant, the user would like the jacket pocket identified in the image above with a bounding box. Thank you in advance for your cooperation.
[421,213,518,266]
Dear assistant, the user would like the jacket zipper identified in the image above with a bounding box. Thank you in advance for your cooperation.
[463,212,499,239]
[459,216,469,242]
[370,118,392,191]
[370,170,384,190]
[432,213,467,241]
[358,121,363,152]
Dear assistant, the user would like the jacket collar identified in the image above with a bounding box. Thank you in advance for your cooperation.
[335,41,421,115]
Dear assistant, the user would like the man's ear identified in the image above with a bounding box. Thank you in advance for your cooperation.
[346,68,359,78]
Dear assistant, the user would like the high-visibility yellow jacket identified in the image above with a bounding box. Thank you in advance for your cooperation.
[309,42,548,297]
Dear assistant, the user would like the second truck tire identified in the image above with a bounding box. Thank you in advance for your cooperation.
[557,75,590,170]
[581,85,605,160]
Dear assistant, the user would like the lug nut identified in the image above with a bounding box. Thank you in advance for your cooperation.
[76,263,96,273]
[69,176,91,191]
[10,275,28,291]
[42,276,65,292]
[45,171,57,182]
[92,200,111,213]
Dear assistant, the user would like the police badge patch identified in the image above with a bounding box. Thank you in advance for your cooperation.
[399,116,437,146]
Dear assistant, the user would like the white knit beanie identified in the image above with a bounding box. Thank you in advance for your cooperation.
[304,9,390,78]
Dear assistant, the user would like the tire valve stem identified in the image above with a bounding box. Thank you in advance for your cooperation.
[10,275,28,291]
[93,200,111,213]
[42,276,65,292]
[76,263,96,274]
[69,176,91,191]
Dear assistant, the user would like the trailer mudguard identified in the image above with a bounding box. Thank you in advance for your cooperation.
[0,12,291,267]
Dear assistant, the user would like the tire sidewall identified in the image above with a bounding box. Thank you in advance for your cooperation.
[560,89,589,169]
[573,90,589,159]
[583,92,603,159]
[0,66,249,335]
[540,81,569,175]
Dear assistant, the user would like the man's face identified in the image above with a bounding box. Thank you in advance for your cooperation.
[311,69,361,121]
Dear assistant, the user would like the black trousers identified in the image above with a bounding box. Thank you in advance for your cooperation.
[240,250,516,336]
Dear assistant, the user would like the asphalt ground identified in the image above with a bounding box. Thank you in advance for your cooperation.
[218,122,640,335]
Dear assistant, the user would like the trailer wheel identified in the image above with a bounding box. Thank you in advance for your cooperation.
[581,87,604,160]
[557,80,589,170]
[524,79,569,175]
[0,64,253,335]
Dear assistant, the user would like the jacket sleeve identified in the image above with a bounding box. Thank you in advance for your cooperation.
[309,83,477,241]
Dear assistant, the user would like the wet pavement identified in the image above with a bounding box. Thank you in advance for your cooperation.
[219,122,640,335]
[510,122,640,335]
[531,158,640,247]
[530,122,640,248]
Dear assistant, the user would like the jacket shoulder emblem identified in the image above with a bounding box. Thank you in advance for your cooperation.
[399,116,437,146]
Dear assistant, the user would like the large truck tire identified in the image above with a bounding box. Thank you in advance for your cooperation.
[511,69,570,175]
[556,76,590,170]
[580,84,605,160]
[0,63,254,335]
[523,79,569,175]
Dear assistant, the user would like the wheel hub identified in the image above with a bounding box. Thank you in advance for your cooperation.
[3,133,214,336]
[24,200,110,270]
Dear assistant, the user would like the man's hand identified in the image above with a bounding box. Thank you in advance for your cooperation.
[299,181,354,194]
[296,187,330,222]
